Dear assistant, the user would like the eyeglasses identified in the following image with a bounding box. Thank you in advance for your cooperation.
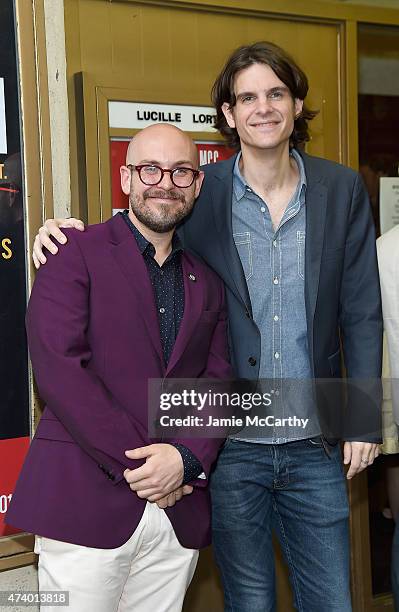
[127,164,199,188]
[0,183,20,194]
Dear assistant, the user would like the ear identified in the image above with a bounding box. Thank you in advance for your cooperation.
[193,170,205,199]
[120,165,131,196]
[221,102,236,129]
[294,98,304,118]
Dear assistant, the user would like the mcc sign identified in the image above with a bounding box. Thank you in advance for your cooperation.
[110,139,235,212]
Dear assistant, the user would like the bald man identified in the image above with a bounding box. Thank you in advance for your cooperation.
[6,124,231,612]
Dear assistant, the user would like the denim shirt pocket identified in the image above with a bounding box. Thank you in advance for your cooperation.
[297,230,306,280]
[233,232,253,281]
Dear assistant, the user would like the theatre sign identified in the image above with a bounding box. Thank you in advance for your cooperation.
[109,101,217,132]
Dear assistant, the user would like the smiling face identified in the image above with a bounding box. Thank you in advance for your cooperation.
[120,124,204,233]
[221,63,303,155]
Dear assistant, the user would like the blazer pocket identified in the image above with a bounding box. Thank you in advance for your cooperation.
[34,418,75,444]
[233,232,253,281]
[297,230,305,280]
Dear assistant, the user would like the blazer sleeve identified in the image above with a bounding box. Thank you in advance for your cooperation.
[339,174,382,442]
[26,233,145,485]
[339,173,383,377]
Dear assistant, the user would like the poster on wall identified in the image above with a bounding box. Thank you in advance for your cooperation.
[108,101,235,212]
[109,101,219,133]
[0,78,6,155]
[110,139,235,213]
[0,0,30,536]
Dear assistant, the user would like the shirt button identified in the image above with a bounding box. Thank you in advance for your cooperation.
[273,240,277,247]
[274,352,280,359]
[246,187,252,193]
[273,277,279,285]
[261,206,266,213]
[159,307,165,314]
[248,357,257,366]
[273,315,279,321]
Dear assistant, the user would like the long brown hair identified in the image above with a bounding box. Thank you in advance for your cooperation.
[211,41,318,150]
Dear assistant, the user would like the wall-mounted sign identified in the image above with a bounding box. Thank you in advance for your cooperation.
[109,101,217,133]
[0,78,7,155]
[109,138,234,213]
[380,177,399,234]
[0,438,30,535]
[196,141,234,166]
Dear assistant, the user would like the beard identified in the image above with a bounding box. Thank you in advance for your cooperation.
[129,187,195,233]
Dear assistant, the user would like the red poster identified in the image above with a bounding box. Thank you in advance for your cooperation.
[110,140,129,212]
[196,141,234,166]
[110,139,235,212]
[0,437,30,535]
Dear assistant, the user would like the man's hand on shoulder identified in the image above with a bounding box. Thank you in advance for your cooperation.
[343,441,380,479]
[124,443,184,501]
[33,217,85,269]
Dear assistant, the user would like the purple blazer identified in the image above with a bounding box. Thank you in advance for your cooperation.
[6,214,231,549]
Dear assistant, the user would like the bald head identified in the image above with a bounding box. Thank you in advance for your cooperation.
[120,123,204,235]
[126,124,199,168]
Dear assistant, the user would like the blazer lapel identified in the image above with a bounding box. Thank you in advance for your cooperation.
[107,214,164,368]
[210,157,253,315]
[301,153,328,357]
[166,253,204,376]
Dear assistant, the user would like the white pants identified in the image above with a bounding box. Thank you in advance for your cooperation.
[34,502,199,612]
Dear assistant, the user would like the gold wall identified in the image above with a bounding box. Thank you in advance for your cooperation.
[65,0,345,224]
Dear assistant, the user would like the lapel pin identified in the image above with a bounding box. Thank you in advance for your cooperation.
[188,273,196,282]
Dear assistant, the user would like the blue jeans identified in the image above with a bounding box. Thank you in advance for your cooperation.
[210,438,351,612]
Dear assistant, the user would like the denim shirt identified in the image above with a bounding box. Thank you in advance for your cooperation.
[231,149,320,444]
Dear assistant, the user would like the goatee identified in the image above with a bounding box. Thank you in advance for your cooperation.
[129,188,194,233]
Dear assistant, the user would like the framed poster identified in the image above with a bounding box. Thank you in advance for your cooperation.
[0,78,6,155]
[106,99,235,213]
[110,136,234,214]
[73,79,237,224]
[0,0,30,545]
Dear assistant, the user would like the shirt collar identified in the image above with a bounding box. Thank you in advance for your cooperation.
[232,152,247,201]
[291,148,307,197]
[233,148,307,202]
[120,210,183,258]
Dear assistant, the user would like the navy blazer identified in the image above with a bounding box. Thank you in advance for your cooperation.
[179,150,382,440]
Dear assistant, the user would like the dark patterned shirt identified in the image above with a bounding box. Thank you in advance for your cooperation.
[121,211,203,484]
[122,210,184,366]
